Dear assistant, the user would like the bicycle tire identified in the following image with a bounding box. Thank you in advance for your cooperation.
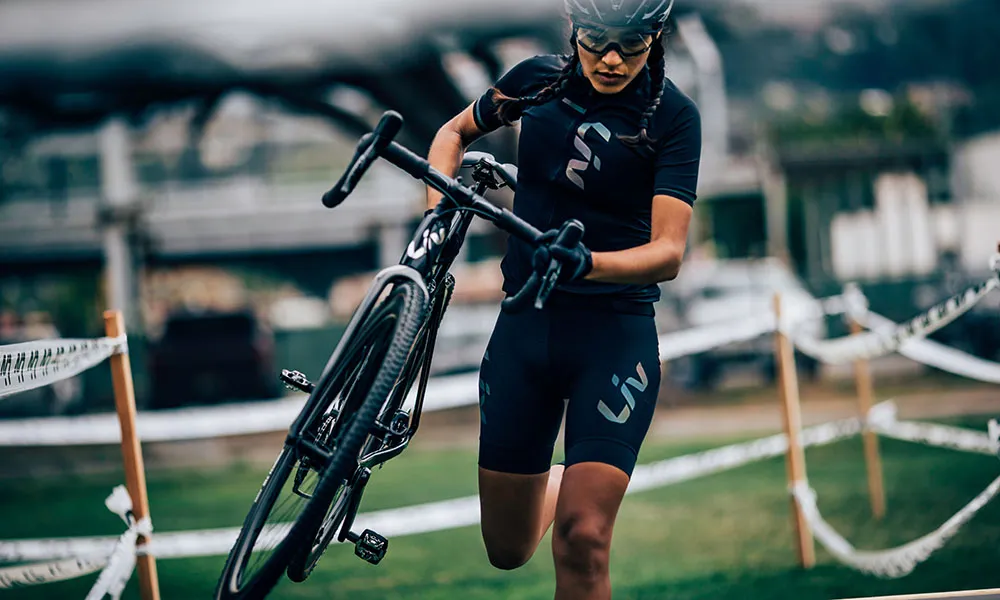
[215,279,426,599]
[285,279,425,581]
[287,276,448,580]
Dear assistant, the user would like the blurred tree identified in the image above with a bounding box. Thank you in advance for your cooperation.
[702,0,1000,139]
[769,97,941,145]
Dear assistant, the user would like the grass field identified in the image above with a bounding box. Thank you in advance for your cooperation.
[2,414,999,600]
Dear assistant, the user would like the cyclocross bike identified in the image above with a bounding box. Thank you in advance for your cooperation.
[215,110,588,599]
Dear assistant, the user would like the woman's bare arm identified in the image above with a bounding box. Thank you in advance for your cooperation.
[425,104,486,210]
[585,195,693,285]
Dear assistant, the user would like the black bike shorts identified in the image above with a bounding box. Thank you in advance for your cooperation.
[477,296,661,478]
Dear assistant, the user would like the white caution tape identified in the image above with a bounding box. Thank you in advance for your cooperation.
[863,401,997,456]
[990,420,1000,458]
[0,413,868,563]
[0,402,986,568]
[0,306,839,448]
[0,336,127,400]
[0,557,107,588]
[0,486,151,593]
[793,474,1000,578]
[629,414,864,493]
[793,276,999,365]
[656,315,776,363]
[856,310,1000,385]
[85,486,152,600]
[0,373,480,447]
[874,418,998,456]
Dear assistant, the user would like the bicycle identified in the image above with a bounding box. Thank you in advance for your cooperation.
[215,110,587,599]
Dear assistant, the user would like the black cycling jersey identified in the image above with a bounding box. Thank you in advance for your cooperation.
[474,54,702,304]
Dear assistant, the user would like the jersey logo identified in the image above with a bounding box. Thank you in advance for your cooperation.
[598,361,649,424]
[566,122,612,191]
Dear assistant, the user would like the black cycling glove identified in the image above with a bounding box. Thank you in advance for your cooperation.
[532,230,593,284]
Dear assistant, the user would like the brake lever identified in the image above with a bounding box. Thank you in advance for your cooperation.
[534,259,562,310]
[500,271,542,314]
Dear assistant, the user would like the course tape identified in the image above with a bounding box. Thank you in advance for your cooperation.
[85,486,152,600]
[0,300,840,448]
[857,310,1000,385]
[628,414,863,493]
[793,473,1000,578]
[792,276,1000,365]
[870,405,999,457]
[0,411,869,564]
[0,336,127,400]
[0,486,151,596]
[2,404,994,585]
[0,557,106,589]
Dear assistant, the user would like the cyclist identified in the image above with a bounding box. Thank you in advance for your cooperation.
[426,1,700,597]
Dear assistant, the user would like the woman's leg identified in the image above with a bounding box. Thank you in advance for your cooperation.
[550,307,662,598]
[478,463,564,570]
[476,308,566,569]
[551,462,629,600]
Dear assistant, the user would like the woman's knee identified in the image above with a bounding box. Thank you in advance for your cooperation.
[478,467,554,571]
[552,512,613,576]
[482,535,536,571]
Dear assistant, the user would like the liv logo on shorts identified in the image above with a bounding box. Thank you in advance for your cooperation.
[479,350,490,424]
[598,362,648,424]
[566,122,612,190]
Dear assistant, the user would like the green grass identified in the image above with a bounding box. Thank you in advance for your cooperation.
[2,416,999,600]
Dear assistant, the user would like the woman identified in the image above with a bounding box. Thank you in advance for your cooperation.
[425,1,701,597]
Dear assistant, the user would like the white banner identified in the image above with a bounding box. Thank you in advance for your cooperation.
[0,337,126,400]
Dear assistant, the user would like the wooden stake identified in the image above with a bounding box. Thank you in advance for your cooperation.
[104,310,161,600]
[851,318,886,520]
[773,293,815,569]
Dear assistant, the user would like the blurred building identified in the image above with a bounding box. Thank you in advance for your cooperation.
[1,0,998,351]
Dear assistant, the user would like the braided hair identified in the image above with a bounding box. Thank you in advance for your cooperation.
[491,44,580,127]
[617,37,667,148]
[490,33,668,149]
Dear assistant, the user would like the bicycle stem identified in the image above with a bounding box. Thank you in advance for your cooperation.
[380,142,546,247]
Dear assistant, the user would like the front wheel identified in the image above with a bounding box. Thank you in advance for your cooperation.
[285,279,427,581]
[215,279,426,599]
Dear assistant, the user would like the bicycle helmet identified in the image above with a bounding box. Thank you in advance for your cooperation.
[565,0,675,29]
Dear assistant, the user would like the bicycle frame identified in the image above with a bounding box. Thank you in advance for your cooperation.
[356,176,492,467]
[298,169,502,548]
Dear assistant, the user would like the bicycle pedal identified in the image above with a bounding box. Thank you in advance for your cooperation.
[349,529,388,565]
[280,369,315,394]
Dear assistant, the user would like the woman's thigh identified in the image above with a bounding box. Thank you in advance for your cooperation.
[557,309,661,477]
[477,308,565,559]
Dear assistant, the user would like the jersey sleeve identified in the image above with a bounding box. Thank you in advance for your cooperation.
[653,102,702,206]
[473,55,563,133]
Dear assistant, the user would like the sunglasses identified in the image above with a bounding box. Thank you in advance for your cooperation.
[574,25,658,58]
